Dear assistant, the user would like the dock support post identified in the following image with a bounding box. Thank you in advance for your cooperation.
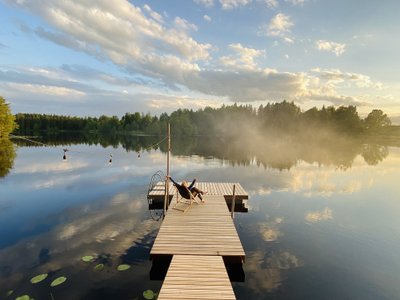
[164,123,171,217]
[231,184,236,219]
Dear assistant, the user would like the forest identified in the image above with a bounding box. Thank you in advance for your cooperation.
[13,101,395,140]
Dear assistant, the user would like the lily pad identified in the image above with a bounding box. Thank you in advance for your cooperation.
[81,255,95,262]
[30,273,48,284]
[142,289,155,300]
[117,264,131,271]
[5,290,13,297]
[15,295,30,300]
[93,263,104,271]
[50,276,67,287]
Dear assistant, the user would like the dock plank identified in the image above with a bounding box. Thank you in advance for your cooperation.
[150,195,245,259]
[148,182,248,200]
[158,255,236,300]
[150,182,248,299]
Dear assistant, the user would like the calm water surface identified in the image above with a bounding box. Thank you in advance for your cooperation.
[1,138,400,299]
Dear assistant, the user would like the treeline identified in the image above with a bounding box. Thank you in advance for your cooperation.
[14,101,394,138]
[14,113,163,135]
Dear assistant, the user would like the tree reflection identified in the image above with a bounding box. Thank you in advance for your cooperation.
[9,132,393,172]
[0,138,16,178]
[361,144,389,165]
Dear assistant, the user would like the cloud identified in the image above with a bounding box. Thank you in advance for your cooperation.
[257,0,279,8]
[219,0,252,10]
[220,43,265,70]
[174,16,198,32]
[285,0,306,6]
[0,191,159,282]
[143,4,164,24]
[246,250,302,294]
[260,13,294,43]
[3,0,390,111]
[259,218,284,241]
[316,40,346,56]
[311,68,382,89]
[9,0,211,66]
[194,0,215,7]
[305,207,333,223]
[267,251,302,269]
[203,14,212,22]
[184,68,306,101]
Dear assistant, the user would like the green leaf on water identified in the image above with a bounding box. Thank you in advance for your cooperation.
[81,255,95,262]
[50,276,67,287]
[93,263,104,271]
[15,295,30,300]
[142,289,155,300]
[30,273,48,284]
[117,264,131,271]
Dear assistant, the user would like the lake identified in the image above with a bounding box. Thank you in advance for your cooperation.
[1,136,400,299]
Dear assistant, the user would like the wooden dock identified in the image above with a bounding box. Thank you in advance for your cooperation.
[148,182,248,202]
[148,182,248,299]
[158,255,235,300]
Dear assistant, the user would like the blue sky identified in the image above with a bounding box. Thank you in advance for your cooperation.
[1,0,399,120]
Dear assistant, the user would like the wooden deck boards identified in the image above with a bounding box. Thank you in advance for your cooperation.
[148,182,248,200]
[150,194,245,259]
[157,255,235,300]
[150,183,248,299]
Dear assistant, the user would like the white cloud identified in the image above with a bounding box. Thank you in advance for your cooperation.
[6,82,85,97]
[316,40,346,56]
[146,94,221,111]
[257,0,278,8]
[305,207,333,223]
[220,43,265,70]
[143,4,164,24]
[194,0,215,7]
[10,0,211,66]
[14,161,88,174]
[285,0,306,6]
[311,68,383,89]
[174,16,198,32]
[268,13,293,36]
[259,223,282,241]
[3,0,392,112]
[203,14,212,22]
[260,13,294,43]
[219,0,252,10]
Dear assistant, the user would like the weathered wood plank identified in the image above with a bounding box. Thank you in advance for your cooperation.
[148,182,248,199]
[150,183,247,299]
[150,194,245,259]
[158,255,236,300]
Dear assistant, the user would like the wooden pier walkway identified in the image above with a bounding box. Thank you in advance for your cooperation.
[158,255,235,300]
[148,182,248,300]
[148,181,248,202]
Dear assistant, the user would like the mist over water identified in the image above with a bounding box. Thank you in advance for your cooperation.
[1,135,400,299]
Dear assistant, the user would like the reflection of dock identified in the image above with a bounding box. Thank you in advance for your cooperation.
[148,182,248,300]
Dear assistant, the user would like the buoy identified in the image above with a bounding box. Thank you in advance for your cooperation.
[63,149,68,160]
[109,154,113,164]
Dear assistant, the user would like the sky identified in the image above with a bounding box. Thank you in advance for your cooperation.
[1,0,400,121]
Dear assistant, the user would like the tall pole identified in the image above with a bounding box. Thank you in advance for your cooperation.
[164,123,171,215]
[231,184,236,219]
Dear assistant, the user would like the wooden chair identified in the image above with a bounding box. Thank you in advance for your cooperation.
[172,183,199,212]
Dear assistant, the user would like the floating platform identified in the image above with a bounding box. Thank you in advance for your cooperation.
[148,182,248,212]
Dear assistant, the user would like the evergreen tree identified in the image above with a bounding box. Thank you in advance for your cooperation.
[0,96,17,139]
